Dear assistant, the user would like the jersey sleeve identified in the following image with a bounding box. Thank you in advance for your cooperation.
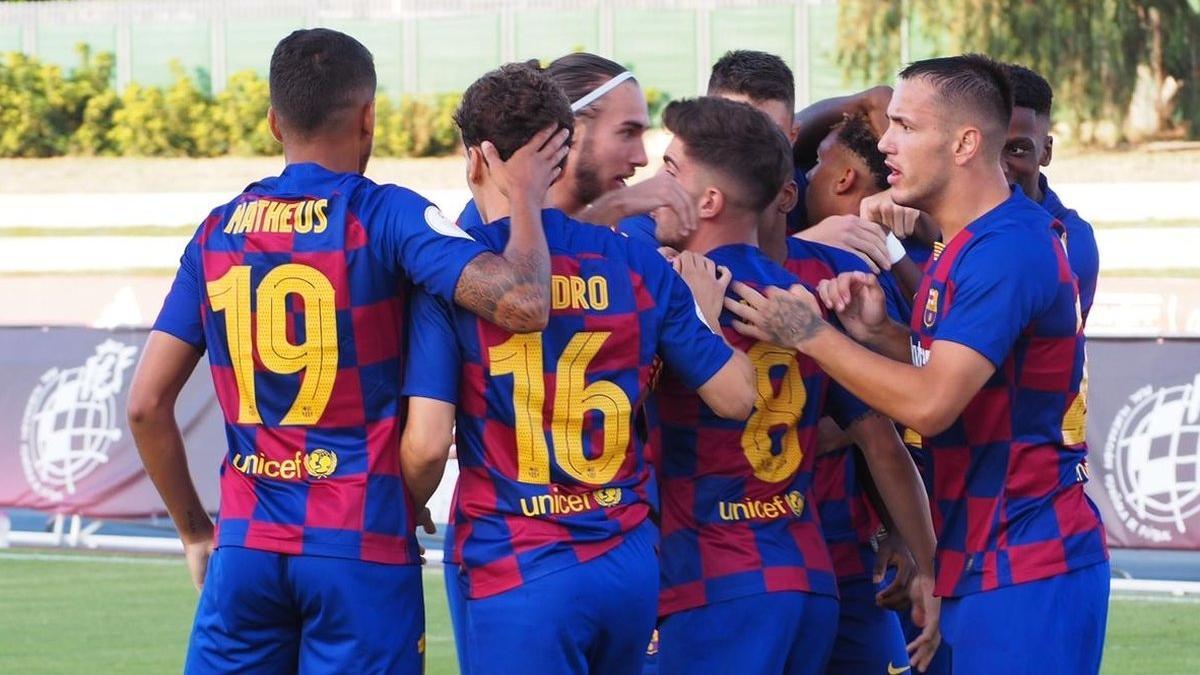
[617,213,658,247]
[934,232,1057,367]
[152,233,206,350]
[457,199,486,230]
[401,289,462,404]
[369,186,492,302]
[637,246,734,390]
[824,380,871,429]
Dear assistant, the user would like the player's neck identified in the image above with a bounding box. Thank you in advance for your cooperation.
[684,216,759,256]
[931,167,1011,243]
[549,180,586,217]
[758,213,788,265]
[282,142,364,175]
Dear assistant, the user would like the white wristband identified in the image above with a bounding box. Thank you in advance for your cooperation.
[885,232,907,264]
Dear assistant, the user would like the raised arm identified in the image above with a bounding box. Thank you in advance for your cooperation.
[126,331,212,590]
[453,126,571,333]
[794,85,892,167]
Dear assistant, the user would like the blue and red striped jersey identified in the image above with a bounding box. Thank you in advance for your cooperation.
[909,188,1107,598]
[784,236,913,581]
[1038,174,1099,322]
[403,209,733,599]
[657,243,868,616]
[152,162,490,564]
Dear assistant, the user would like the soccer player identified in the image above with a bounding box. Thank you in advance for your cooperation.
[1002,63,1100,321]
[707,51,921,675]
[458,52,697,240]
[125,29,567,673]
[401,62,756,675]
[727,54,1109,675]
[650,97,936,675]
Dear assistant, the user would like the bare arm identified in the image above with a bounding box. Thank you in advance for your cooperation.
[401,397,456,510]
[726,282,995,437]
[793,85,893,166]
[126,331,212,589]
[696,351,755,421]
[453,127,570,333]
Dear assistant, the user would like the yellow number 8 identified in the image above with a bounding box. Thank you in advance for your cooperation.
[740,342,806,483]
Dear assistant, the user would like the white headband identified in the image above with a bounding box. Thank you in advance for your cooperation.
[570,71,635,113]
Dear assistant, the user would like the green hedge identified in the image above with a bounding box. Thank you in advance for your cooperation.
[0,46,462,158]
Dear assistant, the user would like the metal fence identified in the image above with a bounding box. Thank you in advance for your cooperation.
[0,0,877,104]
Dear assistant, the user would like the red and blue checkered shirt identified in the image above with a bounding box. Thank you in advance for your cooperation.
[657,243,868,616]
[403,209,733,599]
[785,237,912,581]
[909,188,1107,598]
[153,162,491,564]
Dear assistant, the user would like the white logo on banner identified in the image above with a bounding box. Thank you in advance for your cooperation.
[1103,371,1200,543]
[19,339,138,502]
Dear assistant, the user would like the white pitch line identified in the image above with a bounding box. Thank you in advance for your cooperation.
[0,551,182,565]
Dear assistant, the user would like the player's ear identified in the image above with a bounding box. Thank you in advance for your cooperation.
[698,186,723,220]
[267,106,283,144]
[1041,135,1053,167]
[953,126,982,166]
[833,166,856,195]
[466,146,487,186]
[361,99,376,139]
[787,120,800,147]
[777,179,799,214]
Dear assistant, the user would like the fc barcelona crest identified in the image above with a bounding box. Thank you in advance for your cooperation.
[923,288,939,328]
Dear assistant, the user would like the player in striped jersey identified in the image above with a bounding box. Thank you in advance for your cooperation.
[651,97,936,675]
[401,62,755,675]
[728,54,1108,675]
[126,29,564,674]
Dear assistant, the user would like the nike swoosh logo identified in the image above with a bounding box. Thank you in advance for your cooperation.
[887,663,912,674]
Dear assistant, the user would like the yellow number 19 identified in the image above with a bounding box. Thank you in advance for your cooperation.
[206,263,339,425]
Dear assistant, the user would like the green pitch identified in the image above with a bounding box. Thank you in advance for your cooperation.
[0,549,1196,674]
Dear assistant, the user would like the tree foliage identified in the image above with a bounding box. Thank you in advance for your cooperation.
[837,0,1200,143]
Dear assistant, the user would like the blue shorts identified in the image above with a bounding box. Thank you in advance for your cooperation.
[897,605,951,675]
[825,577,909,675]
[186,546,424,674]
[659,591,839,675]
[445,560,471,673]
[463,520,658,675]
[940,561,1109,675]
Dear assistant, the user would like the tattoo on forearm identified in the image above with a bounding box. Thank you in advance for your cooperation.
[764,294,824,345]
[456,251,550,331]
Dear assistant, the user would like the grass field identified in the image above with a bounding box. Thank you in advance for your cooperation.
[0,549,1196,674]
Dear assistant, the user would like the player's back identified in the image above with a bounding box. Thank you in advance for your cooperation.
[174,162,434,564]
[657,243,856,615]
[910,189,1106,597]
[416,208,731,599]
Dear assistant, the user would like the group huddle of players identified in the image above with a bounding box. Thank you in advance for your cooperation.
[127,26,1107,675]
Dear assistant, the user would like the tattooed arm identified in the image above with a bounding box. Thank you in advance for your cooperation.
[724,281,994,437]
[453,126,570,333]
[127,331,213,591]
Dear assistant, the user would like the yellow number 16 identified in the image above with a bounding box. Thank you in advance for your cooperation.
[489,331,632,486]
[206,264,339,425]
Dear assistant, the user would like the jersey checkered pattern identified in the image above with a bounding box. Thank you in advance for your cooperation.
[153,162,488,564]
[909,188,1107,598]
[403,209,732,599]
[657,243,867,616]
[785,237,909,581]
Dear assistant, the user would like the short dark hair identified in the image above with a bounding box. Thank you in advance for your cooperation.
[707,50,795,112]
[269,28,376,135]
[662,97,793,212]
[454,61,574,162]
[899,54,1013,138]
[1005,63,1053,117]
[545,52,630,116]
[834,114,889,192]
